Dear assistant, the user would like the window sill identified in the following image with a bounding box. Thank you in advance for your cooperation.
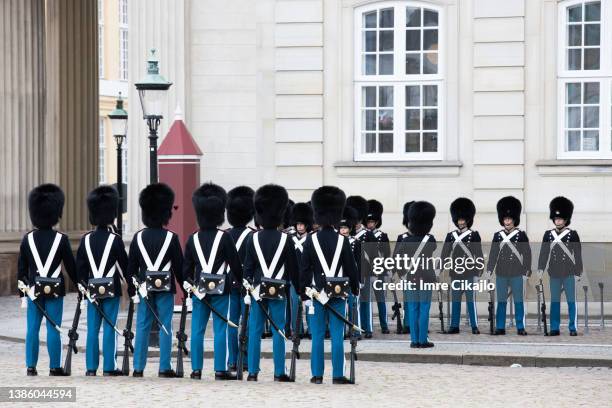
[333,160,463,177]
[535,159,612,176]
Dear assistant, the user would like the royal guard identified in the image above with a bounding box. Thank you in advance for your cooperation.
[283,199,295,336]
[225,186,256,372]
[537,196,583,336]
[289,202,314,338]
[366,199,390,334]
[398,201,415,334]
[337,206,362,338]
[127,183,185,377]
[440,198,484,334]
[18,184,77,376]
[242,184,299,382]
[76,186,130,376]
[346,195,376,338]
[485,196,532,335]
[394,201,437,348]
[300,186,360,384]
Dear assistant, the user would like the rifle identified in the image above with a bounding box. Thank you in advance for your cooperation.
[437,288,446,333]
[349,298,358,384]
[175,297,189,378]
[236,301,250,380]
[390,285,403,334]
[536,279,548,336]
[289,300,302,382]
[487,285,495,335]
[599,282,605,329]
[63,293,83,376]
[121,300,135,376]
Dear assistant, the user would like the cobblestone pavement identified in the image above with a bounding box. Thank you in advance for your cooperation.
[0,338,610,408]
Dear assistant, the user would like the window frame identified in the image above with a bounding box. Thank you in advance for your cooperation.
[557,0,612,159]
[98,0,104,79]
[353,1,445,162]
[99,117,106,184]
[119,0,128,81]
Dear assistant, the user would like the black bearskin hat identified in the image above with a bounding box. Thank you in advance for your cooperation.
[87,185,119,227]
[367,199,384,228]
[549,196,574,226]
[284,199,295,228]
[291,202,313,229]
[139,183,175,228]
[192,183,227,229]
[346,195,368,225]
[407,201,436,236]
[402,201,415,229]
[338,206,359,230]
[226,186,255,227]
[496,196,522,227]
[312,186,346,226]
[28,184,65,229]
[254,184,289,229]
[450,197,476,229]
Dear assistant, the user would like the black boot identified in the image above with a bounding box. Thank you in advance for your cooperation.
[215,371,237,380]
[332,376,352,384]
[49,368,67,376]
[133,370,143,378]
[402,326,410,334]
[364,332,373,339]
[227,364,237,372]
[410,342,420,348]
[103,370,123,376]
[274,374,292,382]
[494,329,506,335]
[549,330,560,336]
[158,369,177,378]
[190,370,201,380]
[446,327,460,334]
[27,367,38,376]
[517,329,528,336]
[85,370,96,376]
[310,376,323,384]
[569,330,578,336]
[247,373,258,382]
[421,341,435,348]
[381,328,390,334]
[472,328,480,335]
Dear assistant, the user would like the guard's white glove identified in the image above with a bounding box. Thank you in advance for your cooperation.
[537,269,544,280]
[20,297,27,309]
[575,275,582,284]
[250,285,261,302]
[131,295,140,304]
[18,280,36,301]
[77,283,89,299]
[138,282,148,298]
[243,294,251,306]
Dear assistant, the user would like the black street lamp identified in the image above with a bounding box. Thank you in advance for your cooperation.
[108,92,128,236]
[135,49,172,183]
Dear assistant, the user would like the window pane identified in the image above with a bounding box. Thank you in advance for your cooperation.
[568,5,582,22]
[364,133,377,153]
[363,110,376,130]
[379,133,394,152]
[406,7,421,27]
[583,130,599,150]
[379,86,393,107]
[567,83,581,104]
[405,133,420,152]
[585,24,600,46]
[584,82,599,103]
[423,29,438,51]
[585,2,601,21]
[365,54,376,75]
[406,30,421,51]
[406,53,420,74]
[583,106,599,128]
[568,49,581,70]
[584,48,600,70]
[379,54,393,74]
[364,11,377,28]
[406,86,420,107]
[424,9,438,27]
[379,30,394,51]
[363,86,376,106]
[423,85,438,106]
[380,8,394,28]
[379,110,394,131]
[423,109,438,130]
[423,133,438,152]
[567,131,581,151]
[365,31,376,52]
[423,53,438,74]
[567,107,581,128]
[568,25,582,46]
[406,109,420,130]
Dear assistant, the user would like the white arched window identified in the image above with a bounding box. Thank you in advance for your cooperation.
[558,0,611,158]
[354,1,444,161]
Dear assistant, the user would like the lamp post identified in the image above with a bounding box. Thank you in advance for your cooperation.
[108,93,128,236]
[135,49,172,183]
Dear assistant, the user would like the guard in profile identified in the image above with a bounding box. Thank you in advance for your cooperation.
[537,196,583,336]
[76,185,130,376]
[183,183,243,380]
[300,186,360,384]
[18,184,77,376]
[441,197,483,334]
[289,202,314,338]
[337,206,362,338]
[366,199,390,334]
[242,184,299,382]
[128,183,185,378]
[485,196,531,335]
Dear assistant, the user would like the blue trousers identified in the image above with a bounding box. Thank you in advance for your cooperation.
[450,277,478,329]
[227,288,245,367]
[359,278,388,333]
[86,297,120,372]
[550,276,577,332]
[248,298,286,376]
[496,276,525,330]
[406,288,432,344]
[311,298,346,378]
[26,297,63,369]
[133,292,174,372]
[191,294,230,372]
